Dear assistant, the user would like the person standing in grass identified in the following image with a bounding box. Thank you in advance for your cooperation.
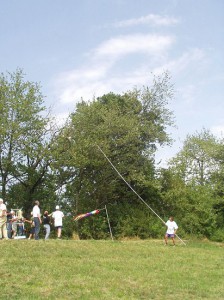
[32,200,42,240]
[51,206,64,239]
[24,212,35,239]
[11,211,18,238]
[164,216,178,246]
[43,211,51,240]
[0,198,8,240]
[6,210,13,238]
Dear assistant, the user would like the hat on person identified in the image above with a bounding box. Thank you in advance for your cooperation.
[56,205,59,210]
[0,198,3,202]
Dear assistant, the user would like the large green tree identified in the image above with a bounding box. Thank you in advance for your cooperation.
[0,69,57,214]
[56,73,175,238]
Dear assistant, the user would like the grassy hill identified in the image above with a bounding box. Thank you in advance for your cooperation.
[1,239,223,299]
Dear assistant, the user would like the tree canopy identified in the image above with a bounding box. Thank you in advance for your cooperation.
[1,70,224,241]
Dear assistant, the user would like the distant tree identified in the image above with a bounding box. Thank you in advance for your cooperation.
[0,69,57,214]
[209,140,224,235]
[158,167,217,237]
[161,129,223,239]
[168,129,219,186]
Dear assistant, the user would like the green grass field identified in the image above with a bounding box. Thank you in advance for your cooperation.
[0,238,224,299]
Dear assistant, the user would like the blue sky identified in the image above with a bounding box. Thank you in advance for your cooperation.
[1,0,224,165]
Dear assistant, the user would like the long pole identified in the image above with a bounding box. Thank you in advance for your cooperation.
[105,205,114,241]
[97,145,186,246]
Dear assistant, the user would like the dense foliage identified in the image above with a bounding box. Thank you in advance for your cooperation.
[1,70,224,240]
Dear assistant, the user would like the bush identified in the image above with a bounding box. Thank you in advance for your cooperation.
[210,229,224,242]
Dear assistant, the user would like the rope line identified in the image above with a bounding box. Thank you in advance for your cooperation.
[97,145,186,246]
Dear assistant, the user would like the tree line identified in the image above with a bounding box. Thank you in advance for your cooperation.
[1,69,224,240]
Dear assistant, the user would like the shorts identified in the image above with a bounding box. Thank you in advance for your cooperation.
[166,233,175,238]
[55,226,62,229]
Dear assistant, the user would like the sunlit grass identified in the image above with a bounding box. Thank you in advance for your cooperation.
[1,239,223,299]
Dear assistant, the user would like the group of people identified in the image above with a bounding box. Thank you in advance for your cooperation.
[1,197,179,244]
[0,198,64,240]
[31,200,64,240]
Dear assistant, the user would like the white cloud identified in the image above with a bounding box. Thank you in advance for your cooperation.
[54,45,207,108]
[93,34,174,59]
[55,34,175,104]
[59,81,111,104]
[113,14,179,28]
[152,48,206,76]
[53,31,207,127]
[151,48,207,112]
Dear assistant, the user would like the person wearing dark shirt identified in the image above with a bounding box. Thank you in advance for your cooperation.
[24,213,35,239]
[7,211,12,238]
[43,211,51,240]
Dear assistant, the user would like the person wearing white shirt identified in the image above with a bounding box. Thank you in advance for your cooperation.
[0,198,8,239]
[164,216,178,246]
[51,206,64,239]
[32,200,42,240]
